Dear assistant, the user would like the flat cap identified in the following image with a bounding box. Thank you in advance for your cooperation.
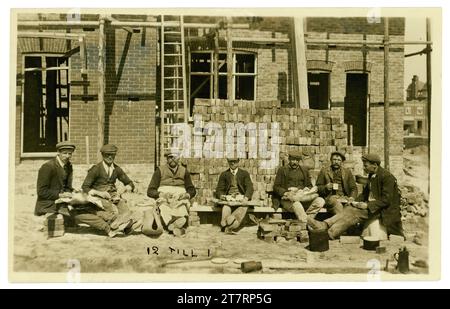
[362,153,381,165]
[331,151,346,161]
[56,141,76,151]
[227,158,240,162]
[288,150,303,160]
[100,144,118,154]
[164,149,180,158]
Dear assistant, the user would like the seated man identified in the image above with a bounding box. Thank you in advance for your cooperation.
[34,141,77,217]
[316,151,358,215]
[82,144,135,215]
[147,150,196,235]
[307,153,404,240]
[215,158,254,233]
[272,150,325,223]
[35,142,129,238]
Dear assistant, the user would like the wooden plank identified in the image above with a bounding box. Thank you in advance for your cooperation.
[190,205,285,213]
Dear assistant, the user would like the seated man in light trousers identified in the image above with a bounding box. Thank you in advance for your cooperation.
[147,150,196,235]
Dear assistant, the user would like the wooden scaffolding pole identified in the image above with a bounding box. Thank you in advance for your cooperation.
[226,17,233,100]
[426,18,432,185]
[213,29,219,99]
[383,17,390,171]
[292,17,309,109]
[97,16,106,161]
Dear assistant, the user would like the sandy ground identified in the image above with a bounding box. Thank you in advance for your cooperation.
[11,148,430,277]
[13,198,428,276]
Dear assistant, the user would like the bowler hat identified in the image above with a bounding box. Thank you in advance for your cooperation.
[362,153,381,165]
[100,144,118,154]
[331,151,346,161]
[56,141,76,151]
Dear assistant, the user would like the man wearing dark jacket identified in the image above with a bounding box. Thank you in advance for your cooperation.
[308,153,404,239]
[34,141,76,216]
[215,158,254,233]
[272,151,325,222]
[316,151,358,214]
[82,144,135,214]
[76,144,136,237]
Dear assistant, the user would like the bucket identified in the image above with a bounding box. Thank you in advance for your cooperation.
[363,236,380,251]
[308,229,329,252]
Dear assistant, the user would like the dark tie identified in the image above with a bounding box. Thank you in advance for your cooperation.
[363,173,373,201]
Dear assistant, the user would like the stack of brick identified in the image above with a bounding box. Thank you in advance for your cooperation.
[184,99,348,206]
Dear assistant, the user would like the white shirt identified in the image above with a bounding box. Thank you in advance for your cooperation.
[56,156,65,168]
[230,168,239,176]
[103,161,114,178]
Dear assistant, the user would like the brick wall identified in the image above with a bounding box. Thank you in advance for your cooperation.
[219,23,293,103]
[305,17,405,179]
[15,14,158,165]
[185,99,350,204]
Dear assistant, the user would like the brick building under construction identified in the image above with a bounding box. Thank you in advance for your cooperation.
[13,12,406,202]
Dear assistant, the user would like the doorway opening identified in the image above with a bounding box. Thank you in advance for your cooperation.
[344,73,368,146]
[23,55,70,154]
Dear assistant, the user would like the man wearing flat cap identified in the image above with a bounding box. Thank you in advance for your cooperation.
[308,153,404,239]
[82,144,135,213]
[34,141,76,216]
[76,144,138,236]
[147,150,196,235]
[272,150,325,223]
[316,151,358,215]
[215,158,254,233]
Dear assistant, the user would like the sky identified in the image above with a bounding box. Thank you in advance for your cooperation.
[404,18,428,92]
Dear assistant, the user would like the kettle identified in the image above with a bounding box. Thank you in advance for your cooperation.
[394,247,409,274]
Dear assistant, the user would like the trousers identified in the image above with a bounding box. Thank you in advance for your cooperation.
[72,208,116,235]
[324,206,369,239]
[325,195,345,215]
[281,196,325,221]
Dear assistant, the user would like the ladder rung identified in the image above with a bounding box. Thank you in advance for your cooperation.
[164,99,184,102]
[164,88,183,91]
[164,112,185,115]
[165,54,182,56]
[164,135,184,138]
[163,122,186,125]
[164,42,182,45]
[164,65,182,68]
[164,31,181,34]
[164,77,183,79]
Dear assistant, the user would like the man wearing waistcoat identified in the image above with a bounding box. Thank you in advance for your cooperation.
[34,141,76,217]
[316,151,358,215]
[272,150,325,223]
[215,158,254,233]
[147,150,196,234]
[307,153,404,240]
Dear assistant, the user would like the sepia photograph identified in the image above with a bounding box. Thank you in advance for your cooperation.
[8,6,442,282]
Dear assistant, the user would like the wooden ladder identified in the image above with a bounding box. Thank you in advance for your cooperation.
[160,15,188,162]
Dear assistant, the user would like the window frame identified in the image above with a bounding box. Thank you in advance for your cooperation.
[189,50,258,103]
